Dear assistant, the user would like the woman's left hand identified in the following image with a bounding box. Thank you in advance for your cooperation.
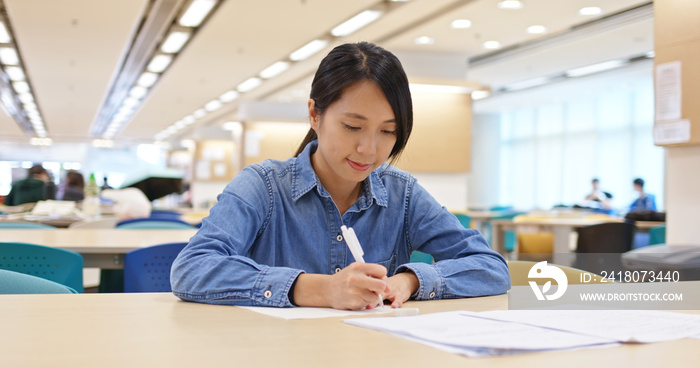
[383,271,419,308]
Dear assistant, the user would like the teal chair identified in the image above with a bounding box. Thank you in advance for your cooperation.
[116,220,195,229]
[0,222,57,229]
[453,213,472,229]
[0,269,77,294]
[487,212,523,252]
[0,242,84,292]
[409,251,433,264]
[648,225,666,246]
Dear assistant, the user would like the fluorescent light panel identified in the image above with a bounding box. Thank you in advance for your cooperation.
[579,7,602,15]
[410,84,472,94]
[219,90,239,103]
[259,61,290,79]
[12,81,29,94]
[0,22,11,43]
[5,66,25,81]
[451,19,472,29]
[483,41,501,50]
[414,36,434,45]
[179,0,217,27]
[237,77,262,92]
[498,1,523,10]
[331,10,382,37]
[137,72,159,87]
[161,31,191,53]
[527,25,547,34]
[147,54,173,72]
[0,47,19,65]
[565,60,627,77]
[204,99,222,111]
[289,39,329,61]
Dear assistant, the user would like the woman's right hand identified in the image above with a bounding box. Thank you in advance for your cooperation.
[294,262,390,310]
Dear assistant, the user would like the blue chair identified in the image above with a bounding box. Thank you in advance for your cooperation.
[123,242,188,292]
[453,213,472,229]
[116,220,196,229]
[409,251,433,264]
[0,269,77,294]
[648,225,666,246]
[0,222,57,229]
[0,242,84,292]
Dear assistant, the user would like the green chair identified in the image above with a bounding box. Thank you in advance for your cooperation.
[116,220,195,229]
[0,222,57,229]
[409,251,434,264]
[0,242,84,292]
[453,213,472,229]
[648,225,666,246]
[0,269,78,294]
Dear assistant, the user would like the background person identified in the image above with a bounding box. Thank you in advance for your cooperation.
[4,164,54,206]
[59,171,85,202]
[630,177,657,211]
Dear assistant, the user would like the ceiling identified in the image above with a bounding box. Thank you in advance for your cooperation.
[0,0,653,148]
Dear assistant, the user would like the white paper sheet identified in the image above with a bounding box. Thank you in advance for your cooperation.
[470,309,700,343]
[345,311,616,355]
[655,60,682,121]
[240,305,392,319]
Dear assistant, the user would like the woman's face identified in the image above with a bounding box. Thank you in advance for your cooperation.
[309,80,397,188]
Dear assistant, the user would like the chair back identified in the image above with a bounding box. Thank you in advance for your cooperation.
[574,222,635,274]
[123,242,188,292]
[0,242,84,292]
[117,220,195,229]
[409,251,433,264]
[453,213,472,229]
[648,225,666,246]
[0,269,78,294]
[0,222,57,229]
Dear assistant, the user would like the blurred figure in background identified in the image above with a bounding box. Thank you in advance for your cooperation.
[630,178,657,211]
[4,164,55,206]
[101,176,113,190]
[584,178,613,210]
[59,171,85,202]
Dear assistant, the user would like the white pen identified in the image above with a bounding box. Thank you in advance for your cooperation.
[341,225,385,309]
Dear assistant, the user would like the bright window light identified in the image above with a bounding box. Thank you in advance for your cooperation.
[129,86,148,99]
[289,39,329,61]
[160,31,191,53]
[504,77,550,91]
[331,10,382,37]
[414,36,434,45]
[0,22,11,43]
[219,90,239,103]
[5,66,25,81]
[579,7,602,15]
[260,61,290,79]
[0,47,19,65]
[179,0,217,27]
[471,90,490,100]
[527,25,547,34]
[410,84,471,94]
[193,108,206,118]
[12,81,29,94]
[483,41,501,50]
[498,1,523,9]
[204,99,222,111]
[565,60,627,77]
[147,54,173,73]
[451,19,472,29]
[237,77,262,93]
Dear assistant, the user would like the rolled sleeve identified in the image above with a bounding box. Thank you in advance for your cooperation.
[253,267,305,307]
[396,263,444,300]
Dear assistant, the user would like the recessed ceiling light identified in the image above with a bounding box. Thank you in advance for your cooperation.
[483,41,501,50]
[160,31,191,53]
[204,99,222,111]
[147,54,173,73]
[579,7,602,15]
[0,47,19,65]
[179,0,217,27]
[0,21,11,43]
[497,1,523,10]
[414,36,434,45]
[237,77,262,93]
[219,90,239,103]
[5,66,25,81]
[289,39,329,61]
[259,61,290,79]
[527,25,547,34]
[12,81,30,94]
[451,19,472,29]
[137,72,159,88]
[331,10,382,37]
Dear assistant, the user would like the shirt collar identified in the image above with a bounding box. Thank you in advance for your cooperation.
[291,140,388,208]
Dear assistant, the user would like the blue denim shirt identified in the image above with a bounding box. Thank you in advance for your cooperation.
[171,141,510,307]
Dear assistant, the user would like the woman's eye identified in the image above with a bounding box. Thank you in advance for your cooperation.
[382,130,397,136]
[343,124,360,131]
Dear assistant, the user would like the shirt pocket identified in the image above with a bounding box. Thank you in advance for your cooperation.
[372,252,397,275]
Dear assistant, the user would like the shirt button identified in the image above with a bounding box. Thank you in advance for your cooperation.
[336,234,343,242]
[429,291,436,299]
[335,267,341,274]
[264,290,272,299]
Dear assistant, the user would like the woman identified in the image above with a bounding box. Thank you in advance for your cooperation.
[171,42,510,310]
[59,171,85,202]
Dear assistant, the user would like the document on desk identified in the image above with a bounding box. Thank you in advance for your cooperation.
[345,311,617,357]
[239,306,392,320]
[470,309,700,343]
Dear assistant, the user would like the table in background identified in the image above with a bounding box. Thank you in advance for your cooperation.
[1,291,698,367]
[0,228,197,269]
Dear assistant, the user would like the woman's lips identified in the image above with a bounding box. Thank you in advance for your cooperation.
[347,159,371,171]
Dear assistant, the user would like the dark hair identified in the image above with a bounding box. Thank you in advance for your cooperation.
[66,171,85,189]
[633,178,644,188]
[28,164,47,177]
[591,178,599,184]
[294,42,413,161]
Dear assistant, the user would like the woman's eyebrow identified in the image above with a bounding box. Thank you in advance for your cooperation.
[343,112,395,123]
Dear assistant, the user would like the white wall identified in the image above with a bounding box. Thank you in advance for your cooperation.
[412,172,469,212]
[665,145,700,245]
[468,113,501,210]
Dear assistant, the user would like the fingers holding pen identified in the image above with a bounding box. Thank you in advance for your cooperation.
[328,262,390,310]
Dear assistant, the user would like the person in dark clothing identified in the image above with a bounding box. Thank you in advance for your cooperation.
[4,165,53,206]
[60,171,85,201]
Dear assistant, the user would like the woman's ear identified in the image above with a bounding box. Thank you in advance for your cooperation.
[308,99,319,130]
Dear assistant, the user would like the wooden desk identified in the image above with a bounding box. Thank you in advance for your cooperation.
[0,229,197,269]
[0,292,697,367]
